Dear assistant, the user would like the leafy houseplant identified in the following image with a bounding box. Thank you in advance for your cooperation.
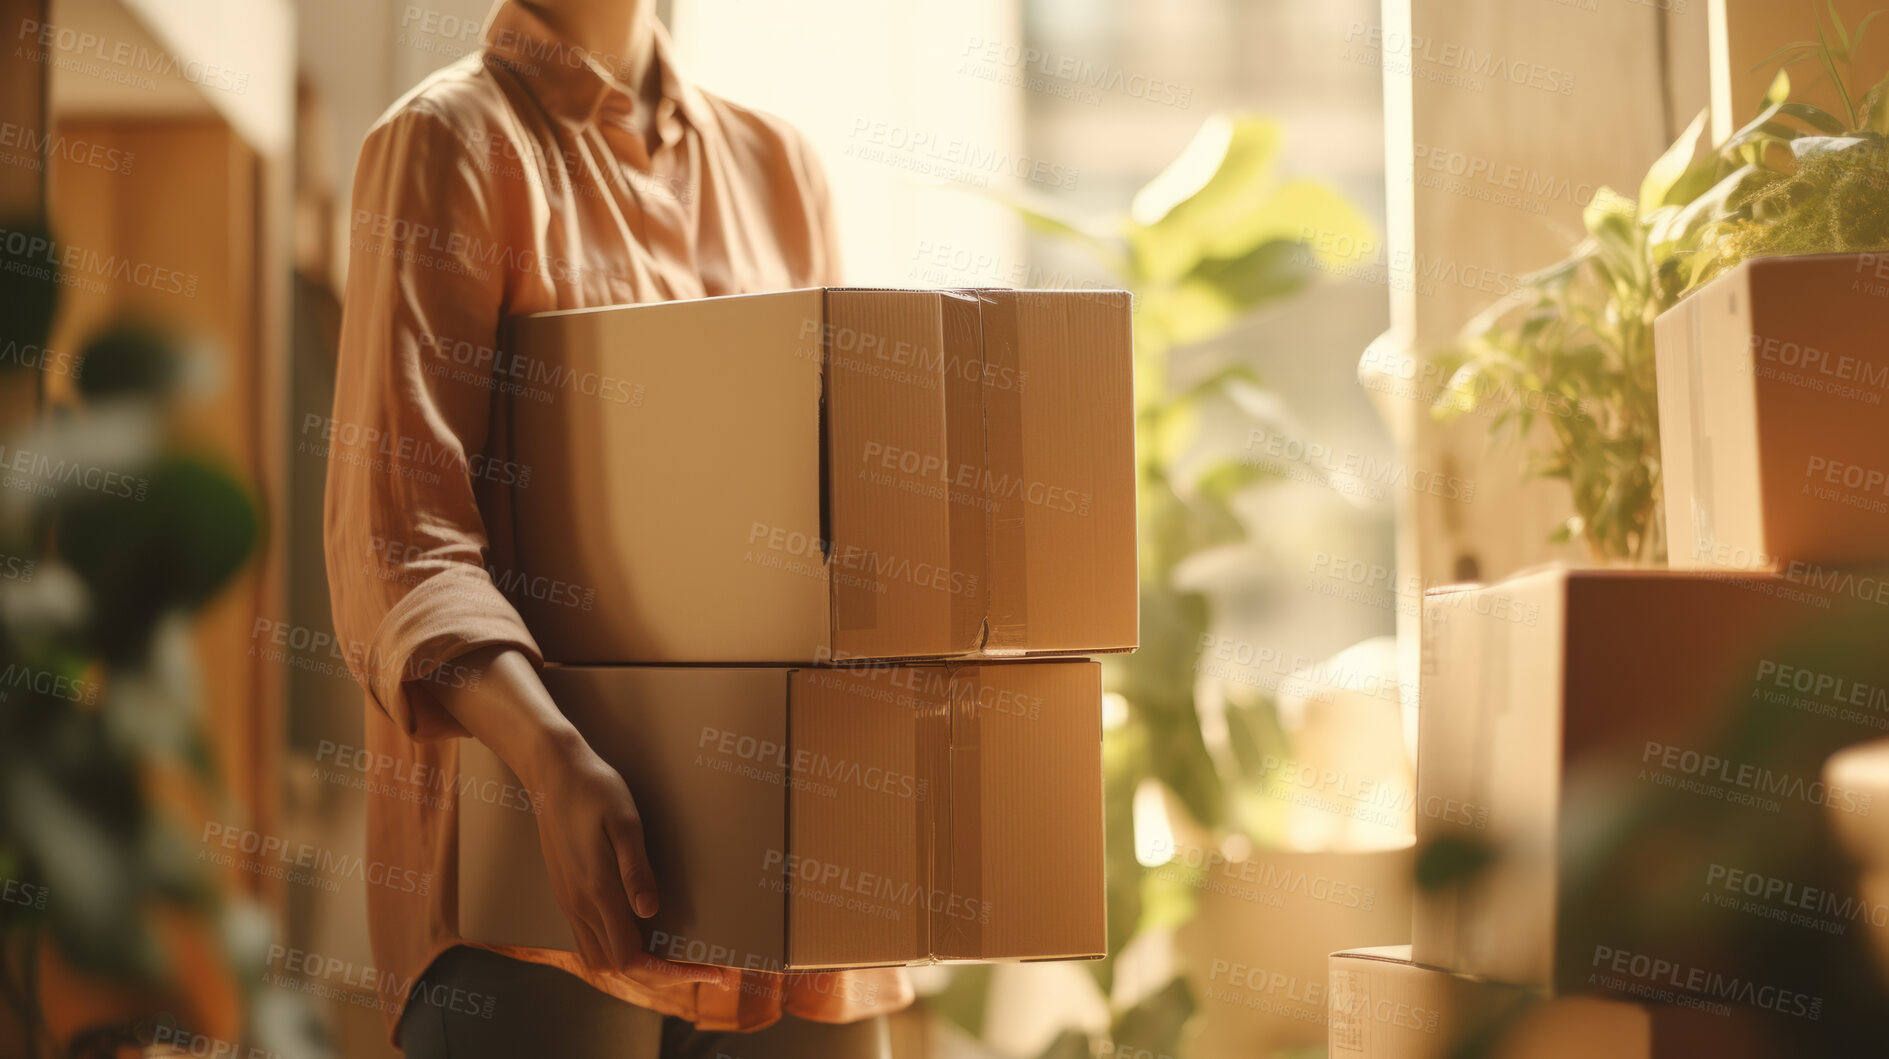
[0,217,315,1058]
[932,115,1372,1059]
[1434,4,1889,564]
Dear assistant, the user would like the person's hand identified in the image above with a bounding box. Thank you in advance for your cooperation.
[425,647,736,989]
[519,731,728,986]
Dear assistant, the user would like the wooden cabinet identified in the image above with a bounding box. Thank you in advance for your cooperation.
[46,119,285,877]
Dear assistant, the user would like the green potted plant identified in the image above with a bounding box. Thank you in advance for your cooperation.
[926,114,1375,1059]
[1432,4,1889,564]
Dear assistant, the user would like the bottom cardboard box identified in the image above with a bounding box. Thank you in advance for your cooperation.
[458,661,1104,971]
[1328,947,1764,1058]
[1416,567,1887,995]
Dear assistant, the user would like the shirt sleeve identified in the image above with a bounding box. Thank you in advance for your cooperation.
[323,104,542,741]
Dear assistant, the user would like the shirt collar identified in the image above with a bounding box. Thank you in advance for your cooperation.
[482,0,709,136]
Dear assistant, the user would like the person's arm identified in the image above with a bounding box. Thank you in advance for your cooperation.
[326,105,725,987]
[417,648,728,983]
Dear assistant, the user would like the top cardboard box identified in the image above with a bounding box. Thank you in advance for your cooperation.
[1657,253,1889,571]
[501,288,1138,665]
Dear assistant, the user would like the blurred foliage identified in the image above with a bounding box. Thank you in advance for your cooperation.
[1412,834,1497,893]
[0,215,317,1058]
[1428,588,1889,1056]
[1434,4,1889,564]
[943,114,1372,1058]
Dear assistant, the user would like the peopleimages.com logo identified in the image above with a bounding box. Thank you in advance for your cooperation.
[1641,740,1872,815]
[761,850,990,925]
[1590,944,1822,1021]
[696,724,928,801]
[1705,863,1889,934]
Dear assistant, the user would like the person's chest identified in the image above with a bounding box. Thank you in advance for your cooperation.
[474,101,810,314]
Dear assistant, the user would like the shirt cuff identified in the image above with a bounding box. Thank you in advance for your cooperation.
[364,564,544,739]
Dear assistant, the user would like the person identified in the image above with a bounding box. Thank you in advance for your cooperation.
[322,1,909,1054]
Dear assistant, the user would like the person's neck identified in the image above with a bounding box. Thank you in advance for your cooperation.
[524,0,658,106]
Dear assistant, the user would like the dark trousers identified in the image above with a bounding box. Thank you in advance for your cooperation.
[397,947,892,1058]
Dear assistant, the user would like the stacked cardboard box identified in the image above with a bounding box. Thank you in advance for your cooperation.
[1413,570,1880,986]
[500,288,1137,664]
[1370,254,1889,1055]
[1656,254,1889,572]
[460,662,1106,970]
[458,289,1136,970]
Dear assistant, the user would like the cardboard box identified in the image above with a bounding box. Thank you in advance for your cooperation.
[1415,567,1882,994]
[458,661,1104,970]
[1327,947,1763,1058]
[501,288,1137,664]
[1656,253,1889,570]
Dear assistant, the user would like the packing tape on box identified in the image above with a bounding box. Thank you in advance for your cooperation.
[943,294,992,649]
[945,665,985,957]
[906,663,982,959]
[978,293,1030,649]
[912,665,947,959]
[834,548,880,631]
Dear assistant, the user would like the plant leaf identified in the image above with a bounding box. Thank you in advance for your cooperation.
[1751,44,1815,78]
[1128,115,1283,284]
[1814,19,1858,126]
[1828,0,1852,60]
[1109,977,1196,1059]
[1856,9,1886,55]
[993,191,1127,274]
[1640,110,1710,210]
[1865,68,1889,134]
[1182,239,1316,315]
[1764,66,1794,107]
[1776,100,1849,133]
[1416,834,1500,891]
[1201,178,1377,267]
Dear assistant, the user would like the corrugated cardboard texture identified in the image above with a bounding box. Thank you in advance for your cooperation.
[507,291,831,662]
[1658,253,1889,569]
[504,288,1137,665]
[1327,947,1763,1058]
[786,661,1104,966]
[977,291,1138,654]
[458,661,1104,970]
[786,667,933,967]
[939,662,1105,959]
[825,291,958,657]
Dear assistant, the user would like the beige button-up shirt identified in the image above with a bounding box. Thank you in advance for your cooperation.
[324,0,910,1037]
